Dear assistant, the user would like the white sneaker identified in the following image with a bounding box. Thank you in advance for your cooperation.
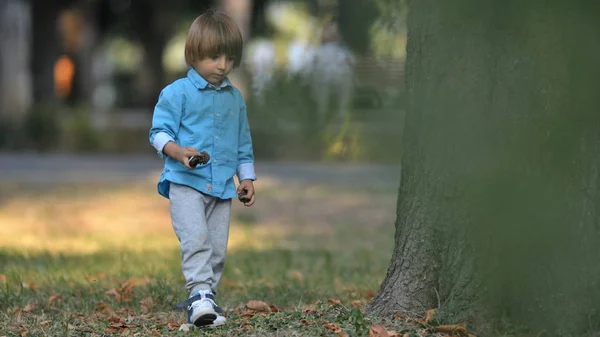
[188,296,217,327]
[208,313,227,327]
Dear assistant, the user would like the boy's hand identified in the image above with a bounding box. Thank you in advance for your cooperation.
[179,147,202,169]
[163,142,201,169]
[237,180,255,207]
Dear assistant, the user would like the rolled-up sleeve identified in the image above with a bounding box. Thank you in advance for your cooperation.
[237,99,256,181]
[149,85,183,159]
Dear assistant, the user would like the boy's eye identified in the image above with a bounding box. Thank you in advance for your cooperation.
[211,56,220,60]
[227,57,236,62]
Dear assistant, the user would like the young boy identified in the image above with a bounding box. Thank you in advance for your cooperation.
[148,9,256,328]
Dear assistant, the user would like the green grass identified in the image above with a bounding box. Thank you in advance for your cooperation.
[0,176,426,336]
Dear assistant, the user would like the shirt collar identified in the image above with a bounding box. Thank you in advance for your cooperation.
[187,68,232,90]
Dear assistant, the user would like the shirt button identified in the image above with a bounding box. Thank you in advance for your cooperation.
[206,184,212,191]
[216,113,220,117]
[213,159,217,163]
[215,136,219,140]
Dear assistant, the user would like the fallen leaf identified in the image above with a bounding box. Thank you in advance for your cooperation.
[287,270,304,282]
[121,277,148,291]
[328,298,342,306]
[420,309,436,324]
[48,294,64,306]
[178,324,191,332]
[140,297,154,313]
[22,303,37,312]
[40,320,51,327]
[21,282,35,291]
[85,273,107,282]
[166,318,181,330]
[351,300,362,307]
[241,321,253,331]
[95,301,113,314]
[369,325,389,337]
[105,288,121,299]
[435,323,468,336]
[0,274,7,282]
[240,312,256,319]
[324,322,347,336]
[364,290,377,299]
[16,328,29,337]
[245,300,271,312]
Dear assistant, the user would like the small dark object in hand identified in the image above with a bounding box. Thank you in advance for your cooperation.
[238,189,251,203]
[188,152,210,168]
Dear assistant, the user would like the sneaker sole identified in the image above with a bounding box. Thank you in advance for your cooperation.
[193,313,217,327]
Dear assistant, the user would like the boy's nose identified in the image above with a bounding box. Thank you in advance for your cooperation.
[217,56,226,70]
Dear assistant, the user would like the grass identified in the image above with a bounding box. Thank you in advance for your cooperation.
[0,171,436,336]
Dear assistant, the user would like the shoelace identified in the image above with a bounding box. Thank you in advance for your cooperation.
[189,298,214,310]
[176,292,223,313]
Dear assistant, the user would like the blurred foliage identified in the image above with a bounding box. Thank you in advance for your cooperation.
[246,73,404,162]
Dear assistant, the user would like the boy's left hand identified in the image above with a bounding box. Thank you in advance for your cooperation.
[237,180,255,207]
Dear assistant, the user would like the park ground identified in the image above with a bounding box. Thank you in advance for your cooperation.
[0,154,462,336]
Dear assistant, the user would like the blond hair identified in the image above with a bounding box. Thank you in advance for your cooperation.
[184,9,244,68]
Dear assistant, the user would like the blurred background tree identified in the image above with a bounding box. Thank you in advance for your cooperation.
[0,0,407,158]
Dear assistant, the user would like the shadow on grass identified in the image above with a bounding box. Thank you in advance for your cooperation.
[0,243,387,312]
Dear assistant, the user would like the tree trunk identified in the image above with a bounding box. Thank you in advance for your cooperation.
[220,0,252,100]
[0,0,31,123]
[369,0,600,334]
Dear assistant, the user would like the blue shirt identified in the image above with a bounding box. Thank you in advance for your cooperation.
[149,68,256,200]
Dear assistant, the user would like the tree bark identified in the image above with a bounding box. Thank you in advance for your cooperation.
[369,0,600,334]
[0,0,31,123]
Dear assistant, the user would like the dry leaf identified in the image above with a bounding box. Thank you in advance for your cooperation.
[95,301,112,313]
[16,328,29,337]
[121,278,148,290]
[245,300,271,312]
[328,298,342,306]
[369,325,389,337]
[178,324,191,332]
[85,273,106,282]
[0,274,7,282]
[40,320,51,327]
[48,294,64,306]
[351,300,362,307]
[364,290,376,299]
[435,323,468,336]
[324,322,343,334]
[140,297,154,313]
[21,282,35,291]
[421,309,436,324]
[22,303,37,312]
[166,318,181,330]
[287,270,304,282]
[240,312,256,319]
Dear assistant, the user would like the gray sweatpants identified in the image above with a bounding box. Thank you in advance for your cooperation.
[169,182,231,296]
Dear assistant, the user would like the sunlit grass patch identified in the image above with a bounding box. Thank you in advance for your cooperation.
[0,177,399,336]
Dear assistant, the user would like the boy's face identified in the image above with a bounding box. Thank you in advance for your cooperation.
[195,54,235,86]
